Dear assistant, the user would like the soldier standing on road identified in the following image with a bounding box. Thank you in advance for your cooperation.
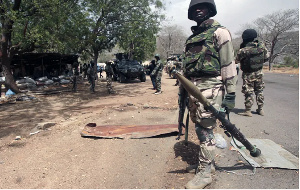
[105,60,115,94]
[180,0,237,188]
[150,54,163,95]
[87,61,95,93]
[236,29,268,117]
[149,60,156,90]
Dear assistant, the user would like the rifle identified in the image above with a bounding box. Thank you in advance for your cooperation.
[173,71,261,157]
[176,86,189,144]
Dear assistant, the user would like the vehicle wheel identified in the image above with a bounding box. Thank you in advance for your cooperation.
[119,74,126,83]
[140,73,146,82]
[113,75,118,81]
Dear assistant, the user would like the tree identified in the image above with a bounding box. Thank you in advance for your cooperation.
[82,0,164,65]
[117,0,164,61]
[237,9,299,71]
[0,0,87,93]
[156,24,187,60]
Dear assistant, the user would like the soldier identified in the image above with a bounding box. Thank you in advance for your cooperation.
[181,0,237,188]
[72,61,79,92]
[105,60,115,94]
[150,54,163,95]
[174,58,183,86]
[236,29,268,117]
[82,63,88,79]
[148,60,156,90]
[87,61,95,93]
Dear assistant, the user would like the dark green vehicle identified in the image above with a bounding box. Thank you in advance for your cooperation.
[114,53,146,83]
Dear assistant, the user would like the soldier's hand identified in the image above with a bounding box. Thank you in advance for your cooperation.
[221,93,236,112]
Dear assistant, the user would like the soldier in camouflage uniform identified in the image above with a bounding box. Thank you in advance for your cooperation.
[150,54,163,95]
[236,29,268,117]
[72,61,79,92]
[87,61,95,93]
[105,60,115,94]
[181,0,237,188]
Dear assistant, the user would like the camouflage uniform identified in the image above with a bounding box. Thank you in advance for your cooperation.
[87,64,95,93]
[105,61,115,94]
[236,40,268,115]
[151,55,163,93]
[182,19,237,171]
[72,62,79,92]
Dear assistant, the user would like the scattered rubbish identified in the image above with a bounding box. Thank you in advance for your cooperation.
[5,89,16,97]
[30,131,40,136]
[16,95,36,101]
[30,122,56,136]
[215,133,227,149]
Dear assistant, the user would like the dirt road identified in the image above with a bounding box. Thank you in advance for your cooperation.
[0,71,298,189]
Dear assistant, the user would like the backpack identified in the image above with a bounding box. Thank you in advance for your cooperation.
[239,41,267,72]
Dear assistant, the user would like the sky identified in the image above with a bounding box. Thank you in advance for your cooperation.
[161,0,299,38]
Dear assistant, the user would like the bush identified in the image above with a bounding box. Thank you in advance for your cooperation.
[283,56,299,68]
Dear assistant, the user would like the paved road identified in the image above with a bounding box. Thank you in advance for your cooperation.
[210,72,299,189]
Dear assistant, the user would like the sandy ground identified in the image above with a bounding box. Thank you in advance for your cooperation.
[0,68,298,189]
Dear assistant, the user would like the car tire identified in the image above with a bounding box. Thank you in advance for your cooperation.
[140,73,146,82]
[119,74,126,83]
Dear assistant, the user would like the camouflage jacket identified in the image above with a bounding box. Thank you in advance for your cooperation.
[236,40,268,73]
[105,64,114,75]
[151,60,163,76]
[183,19,237,93]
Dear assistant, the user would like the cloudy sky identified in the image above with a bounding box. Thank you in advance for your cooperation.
[161,0,299,37]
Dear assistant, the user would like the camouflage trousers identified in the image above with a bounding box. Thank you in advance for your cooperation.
[241,70,265,108]
[155,71,162,91]
[88,76,95,92]
[188,76,224,165]
[106,74,114,93]
[72,76,77,92]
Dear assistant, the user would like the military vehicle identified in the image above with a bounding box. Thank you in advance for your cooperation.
[113,53,146,83]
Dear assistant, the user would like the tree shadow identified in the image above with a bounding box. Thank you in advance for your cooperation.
[0,78,153,140]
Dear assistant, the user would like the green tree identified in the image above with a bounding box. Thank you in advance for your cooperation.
[81,0,164,65]
[1,0,87,93]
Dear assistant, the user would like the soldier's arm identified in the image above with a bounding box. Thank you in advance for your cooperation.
[215,28,237,94]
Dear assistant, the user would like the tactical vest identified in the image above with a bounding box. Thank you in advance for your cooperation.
[183,20,222,77]
[240,41,266,72]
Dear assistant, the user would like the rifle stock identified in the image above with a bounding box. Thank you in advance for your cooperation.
[173,71,261,157]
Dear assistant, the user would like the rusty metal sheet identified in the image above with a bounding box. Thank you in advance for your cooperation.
[80,123,179,139]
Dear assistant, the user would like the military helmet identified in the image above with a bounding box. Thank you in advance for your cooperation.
[242,29,258,40]
[155,54,160,58]
[188,0,217,20]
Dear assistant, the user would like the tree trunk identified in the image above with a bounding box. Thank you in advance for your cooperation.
[268,60,273,71]
[1,60,20,94]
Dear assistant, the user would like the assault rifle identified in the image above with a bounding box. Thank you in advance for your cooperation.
[173,71,261,157]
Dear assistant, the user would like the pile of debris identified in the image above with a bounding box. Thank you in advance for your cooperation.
[16,75,72,91]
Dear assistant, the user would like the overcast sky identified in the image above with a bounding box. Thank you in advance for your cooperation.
[161,0,299,38]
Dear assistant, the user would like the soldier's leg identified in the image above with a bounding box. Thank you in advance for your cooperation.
[155,73,162,93]
[254,72,265,115]
[239,73,255,117]
[185,79,223,189]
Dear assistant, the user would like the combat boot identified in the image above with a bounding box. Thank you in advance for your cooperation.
[238,107,252,117]
[185,163,213,189]
[256,106,264,116]
[186,163,215,174]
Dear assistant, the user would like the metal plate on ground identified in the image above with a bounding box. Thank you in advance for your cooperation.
[231,138,299,169]
[81,123,179,139]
